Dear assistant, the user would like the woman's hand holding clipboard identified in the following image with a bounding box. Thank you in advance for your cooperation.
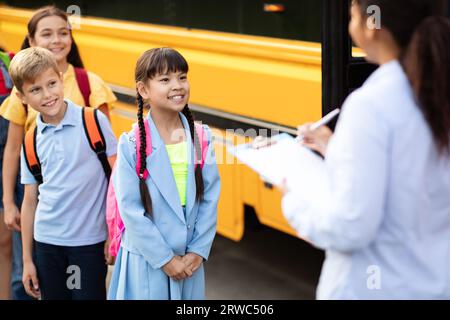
[252,108,340,157]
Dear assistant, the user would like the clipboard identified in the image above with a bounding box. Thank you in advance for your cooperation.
[227,134,329,199]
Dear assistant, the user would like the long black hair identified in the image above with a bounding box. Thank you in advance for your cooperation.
[355,0,450,155]
[21,6,84,68]
[135,48,204,216]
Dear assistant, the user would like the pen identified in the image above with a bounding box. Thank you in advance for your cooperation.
[251,108,340,149]
[296,108,340,142]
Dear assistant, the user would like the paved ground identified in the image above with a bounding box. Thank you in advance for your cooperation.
[205,225,324,300]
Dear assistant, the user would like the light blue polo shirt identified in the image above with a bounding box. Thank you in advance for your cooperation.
[21,99,117,247]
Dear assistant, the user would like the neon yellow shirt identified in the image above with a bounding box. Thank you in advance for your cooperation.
[166,141,188,206]
[0,64,116,132]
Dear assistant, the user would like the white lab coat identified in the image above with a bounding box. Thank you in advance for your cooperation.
[282,60,450,299]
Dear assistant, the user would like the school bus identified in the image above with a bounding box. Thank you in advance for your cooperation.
[3,1,435,241]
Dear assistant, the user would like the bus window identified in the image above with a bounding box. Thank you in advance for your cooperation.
[4,0,322,42]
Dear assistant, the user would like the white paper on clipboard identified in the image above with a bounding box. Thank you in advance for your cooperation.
[227,134,329,202]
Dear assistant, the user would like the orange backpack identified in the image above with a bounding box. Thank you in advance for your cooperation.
[23,108,111,184]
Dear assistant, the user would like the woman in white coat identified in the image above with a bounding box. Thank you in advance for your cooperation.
[281,0,450,299]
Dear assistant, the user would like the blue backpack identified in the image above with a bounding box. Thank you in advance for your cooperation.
[0,51,13,98]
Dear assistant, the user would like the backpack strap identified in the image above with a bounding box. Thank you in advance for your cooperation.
[194,123,209,169]
[132,121,207,180]
[82,108,111,180]
[134,119,152,179]
[23,125,43,185]
[74,67,91,107]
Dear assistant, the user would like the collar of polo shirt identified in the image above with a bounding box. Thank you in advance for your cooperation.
[36,99,78,133]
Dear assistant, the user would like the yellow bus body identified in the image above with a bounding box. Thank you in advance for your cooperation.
[0,6,322,241]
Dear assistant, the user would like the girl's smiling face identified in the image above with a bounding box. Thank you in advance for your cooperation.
[29,15,72,65]
[138,70,190,113]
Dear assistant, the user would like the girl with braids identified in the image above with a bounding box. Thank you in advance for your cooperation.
[0,5,116,300]
[108,48,220,300]
[281,0,450,299]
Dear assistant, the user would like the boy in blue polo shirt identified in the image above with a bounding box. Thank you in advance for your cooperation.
[9,47,117,300]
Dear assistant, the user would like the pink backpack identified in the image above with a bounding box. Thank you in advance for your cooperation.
[106,119,209,257]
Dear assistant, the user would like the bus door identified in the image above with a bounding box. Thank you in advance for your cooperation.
[322,0,377,129]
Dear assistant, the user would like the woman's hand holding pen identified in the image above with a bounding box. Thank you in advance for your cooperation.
[296,108,339,156]
[297,123,333,157]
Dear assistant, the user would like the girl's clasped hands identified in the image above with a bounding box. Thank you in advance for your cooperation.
[162,253,203,281]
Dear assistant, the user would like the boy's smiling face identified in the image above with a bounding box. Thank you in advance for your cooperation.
[17,67,66,125]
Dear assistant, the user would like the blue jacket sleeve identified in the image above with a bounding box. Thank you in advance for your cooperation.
[186,126,221,261]
[113,133,175,269]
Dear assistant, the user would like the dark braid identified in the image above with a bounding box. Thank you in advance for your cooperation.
[182,104,204,201]
[137,92,153,216]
